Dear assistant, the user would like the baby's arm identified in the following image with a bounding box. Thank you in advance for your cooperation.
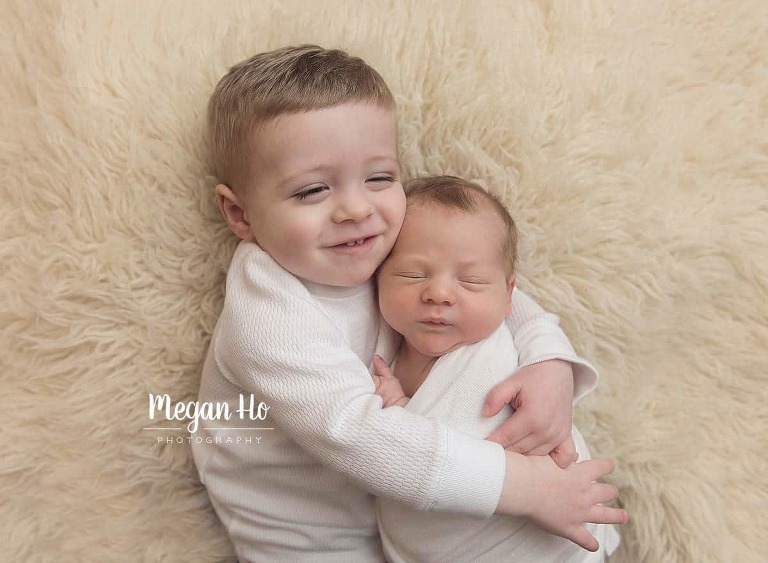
[371,355,409,407]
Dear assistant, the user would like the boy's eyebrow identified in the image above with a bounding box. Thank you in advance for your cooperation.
[278,157,400,187]
[368,155,400,166]
[277,164,334,187]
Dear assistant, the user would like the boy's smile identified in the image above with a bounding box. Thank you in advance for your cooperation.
[217,103,406,287]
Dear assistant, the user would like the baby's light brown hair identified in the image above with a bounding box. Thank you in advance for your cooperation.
[405,176,518,278]
[208,45,395,191]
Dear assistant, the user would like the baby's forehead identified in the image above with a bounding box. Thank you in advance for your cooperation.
[405,198,505,231]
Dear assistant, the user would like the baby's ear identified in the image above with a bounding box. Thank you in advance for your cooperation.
[506,275,516,314]
[216,184,256,242]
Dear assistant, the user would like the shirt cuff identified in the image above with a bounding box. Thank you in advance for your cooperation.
[513,321,600,405]
[428,429,506,517]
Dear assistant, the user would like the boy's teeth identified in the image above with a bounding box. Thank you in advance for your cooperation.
[344,238,365,247]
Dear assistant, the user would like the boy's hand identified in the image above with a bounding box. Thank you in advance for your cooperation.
[496,453,628,552]
[371,355,409,408]
[484,359,576,467]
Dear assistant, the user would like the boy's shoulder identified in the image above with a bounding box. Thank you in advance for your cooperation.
[225,241,303,295]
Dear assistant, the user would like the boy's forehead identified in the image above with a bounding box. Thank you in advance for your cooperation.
[248,104,398,169]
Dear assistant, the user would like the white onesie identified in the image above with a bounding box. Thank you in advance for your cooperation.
[377,323,620,563]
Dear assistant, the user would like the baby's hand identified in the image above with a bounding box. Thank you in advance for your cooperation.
[497,454,628,552]
[371,355,409,408]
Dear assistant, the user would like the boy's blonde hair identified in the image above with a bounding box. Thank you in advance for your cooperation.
[405,176,518,278]
[208,45,395,191]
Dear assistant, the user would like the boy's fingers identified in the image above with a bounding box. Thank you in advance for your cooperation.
[549,437,578,468]
[592,483,620,505]
[589,505,629,525]
[482,376,522,417]
[582,458,616,481]
[553,436,578,467]
[506,422,570,455]
[486,424,530,449]
[567,527,599,552]
[508,422,572,456]
[507,433,548,455]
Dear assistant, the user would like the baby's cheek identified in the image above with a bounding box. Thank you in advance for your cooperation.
[379,287,409,332]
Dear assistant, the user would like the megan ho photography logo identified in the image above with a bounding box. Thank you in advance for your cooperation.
[143,393,272,444]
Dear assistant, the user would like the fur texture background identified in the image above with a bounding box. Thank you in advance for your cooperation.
[2,1,766,561]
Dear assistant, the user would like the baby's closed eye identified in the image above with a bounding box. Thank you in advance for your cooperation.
[459,277,490,289]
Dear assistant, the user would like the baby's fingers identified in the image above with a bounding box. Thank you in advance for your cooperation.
[373,355,394,377]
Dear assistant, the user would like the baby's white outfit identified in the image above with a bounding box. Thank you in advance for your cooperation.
[378,323,620,563]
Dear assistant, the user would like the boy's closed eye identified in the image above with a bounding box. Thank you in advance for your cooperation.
[294,184,329,200]
[366,174,397,187]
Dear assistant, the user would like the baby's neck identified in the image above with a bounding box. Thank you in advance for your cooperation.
[394,343,439,398]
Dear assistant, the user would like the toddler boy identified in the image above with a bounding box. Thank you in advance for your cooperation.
[373,175,622,562]
[191,45,627,562]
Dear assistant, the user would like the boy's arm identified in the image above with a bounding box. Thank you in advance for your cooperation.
[498,453,628,552]
[484,288,599,458]
[214,245,627,550]
[219,244,505,517]
[506,288,598,402]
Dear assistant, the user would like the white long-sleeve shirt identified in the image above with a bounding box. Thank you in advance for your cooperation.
[377,324,619,563]
[191,241,598,562]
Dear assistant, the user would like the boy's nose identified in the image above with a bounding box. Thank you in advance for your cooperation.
[332,191,373,223]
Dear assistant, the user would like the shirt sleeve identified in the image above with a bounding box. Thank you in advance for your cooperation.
[505,287,599,404]
[214,243,506,517]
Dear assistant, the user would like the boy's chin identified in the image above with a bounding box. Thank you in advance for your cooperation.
[322,270,374,288]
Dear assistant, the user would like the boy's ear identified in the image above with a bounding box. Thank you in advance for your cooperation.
[216,184,257,242]
[506,275,516,315]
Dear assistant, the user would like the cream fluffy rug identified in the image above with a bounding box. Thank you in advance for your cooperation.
[2,1,766,561]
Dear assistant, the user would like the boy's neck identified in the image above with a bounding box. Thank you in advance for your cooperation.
[300,278,371,298]
[394,342,439,398]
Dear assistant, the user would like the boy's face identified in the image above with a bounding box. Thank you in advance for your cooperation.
[378,202,514,357]
[224,103,405,287]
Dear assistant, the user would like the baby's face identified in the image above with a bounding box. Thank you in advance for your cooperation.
[378,202,514,357]
[237,103,405,287]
